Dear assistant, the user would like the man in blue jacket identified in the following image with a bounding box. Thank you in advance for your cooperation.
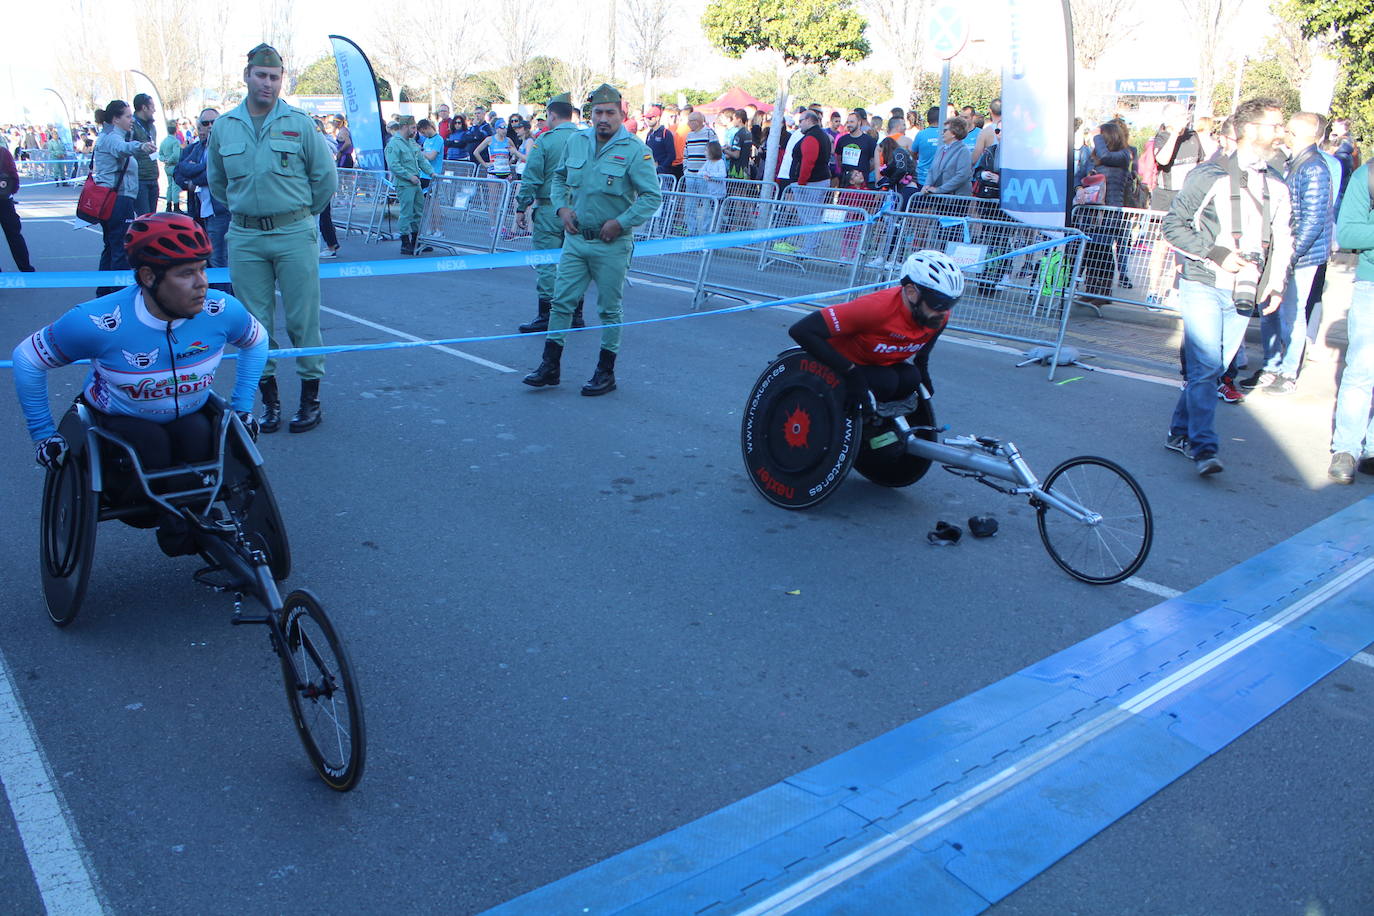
[173,108,231,293]
[1243,112,1333,395]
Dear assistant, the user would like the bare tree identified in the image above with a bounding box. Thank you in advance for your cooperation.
[55,0,121,116]
[260,0,299,87]
[203,4,240,109]
[1179,0,1246,114]
[137,0,206,116]
[490,0,542,105]
[864,0,930,107]
[370,18,428,101]
[555,12,602,109]
[622,0,674,103]
[1070,0,1138,70]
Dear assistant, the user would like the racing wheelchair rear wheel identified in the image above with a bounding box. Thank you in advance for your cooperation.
[222,415,291,582]
[740,348,860,509]
[40,447,98,628]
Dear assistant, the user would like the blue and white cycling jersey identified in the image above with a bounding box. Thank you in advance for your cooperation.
[12,286,268,441]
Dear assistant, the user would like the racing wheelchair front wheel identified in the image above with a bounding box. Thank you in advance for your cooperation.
[40,450,99,628]
[278,589,366,791]
[740,348,861,509]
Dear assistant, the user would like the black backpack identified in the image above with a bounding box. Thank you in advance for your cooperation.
[972,143,1000,199]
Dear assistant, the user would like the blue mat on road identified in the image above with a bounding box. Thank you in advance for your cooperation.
[487,496,1374,915]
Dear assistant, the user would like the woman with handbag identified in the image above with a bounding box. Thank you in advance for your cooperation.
[92,100,155,293]
[1080,119,1135,303]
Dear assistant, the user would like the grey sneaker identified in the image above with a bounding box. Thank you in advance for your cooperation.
[1263,375,1297,396]
[1165,433,1190,455]
[1239,370,1277,390]
[1195,454,1224,476]
[1329,452,1357,484]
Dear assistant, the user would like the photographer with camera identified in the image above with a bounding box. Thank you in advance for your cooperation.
[1162,98,1294,476]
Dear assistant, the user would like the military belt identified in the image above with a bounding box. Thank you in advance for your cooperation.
[231,206,312,231]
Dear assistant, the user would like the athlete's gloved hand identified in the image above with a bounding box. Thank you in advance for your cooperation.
[35,434,68,470]
[843,369,876,414]
[235,411,260,442]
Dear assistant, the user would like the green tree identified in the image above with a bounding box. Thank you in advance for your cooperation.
[294,55,341,95]
[703,0,871,183]
[295,53,393,101]
[1215,56,1301,117]
[1286,0,1374,134]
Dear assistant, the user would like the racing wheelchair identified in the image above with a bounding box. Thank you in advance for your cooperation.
[741,348,1153,585]
[39,393,366,790]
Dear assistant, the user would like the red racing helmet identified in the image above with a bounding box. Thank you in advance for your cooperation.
[124,213,212,268]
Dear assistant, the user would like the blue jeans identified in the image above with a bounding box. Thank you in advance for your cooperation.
[1332,280,1374,457]
[1169,280,1248,456]
[135,179,159,217]
[98,195,136,271]
[206,210,230,269]
[1261,264,1320,378]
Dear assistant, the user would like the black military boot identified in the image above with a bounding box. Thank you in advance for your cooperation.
[581,348,617,396]
[258,376,282,434]
[572,298,586,329]
[522,340,563,387]
[518,299,551,333]
[400,232,415,256]
[289,379,322,433]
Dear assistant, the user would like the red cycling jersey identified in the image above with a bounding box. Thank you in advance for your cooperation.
[819,287,947,367]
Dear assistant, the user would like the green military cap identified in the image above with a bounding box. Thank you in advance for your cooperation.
[246,44,284,68]
[547,92,572,107]
[586,84,622,107]
[396,115,416,126]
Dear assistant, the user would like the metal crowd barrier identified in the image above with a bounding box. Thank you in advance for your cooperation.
[631,191,720,288]
[670,175,776,200]
[1070,204,1173,314]
[443,160,478,178]
[695,196,873,307]
[657,174,677,193]
[15,155,82,183]
[331,168,394,243]
[417,174,513,254]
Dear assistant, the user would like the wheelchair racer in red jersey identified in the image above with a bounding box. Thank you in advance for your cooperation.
[788,249,965,410]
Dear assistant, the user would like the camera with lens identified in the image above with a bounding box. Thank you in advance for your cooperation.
[1232,251,1266,317]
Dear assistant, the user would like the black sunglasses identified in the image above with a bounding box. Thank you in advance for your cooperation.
[199,119,215,126]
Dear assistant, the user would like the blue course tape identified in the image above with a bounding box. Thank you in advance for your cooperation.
[485,496,1374,915]
[0,220,859,290]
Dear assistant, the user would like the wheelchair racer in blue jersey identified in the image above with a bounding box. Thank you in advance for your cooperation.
[12,212,268,494]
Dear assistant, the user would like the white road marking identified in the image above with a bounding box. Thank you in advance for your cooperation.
[1124,577,1183,599]
[1352,652,1374,669]
[737,555,1374,915]
[321,306,516,373]
[0,647,105,914]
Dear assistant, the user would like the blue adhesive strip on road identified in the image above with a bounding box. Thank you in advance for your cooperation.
[485,497,1374,915]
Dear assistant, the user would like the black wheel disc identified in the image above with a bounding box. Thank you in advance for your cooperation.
[40,447,98,628]
[854,396,937,488]
[741,349,859,509]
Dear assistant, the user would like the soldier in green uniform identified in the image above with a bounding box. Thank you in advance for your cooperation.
[158,121,183,211]
[522,84,662,396]
[208,43,339,433]
[384,114,433,255]
[514,92,584,333]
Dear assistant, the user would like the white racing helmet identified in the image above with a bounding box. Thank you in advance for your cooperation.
[899,250,965,310]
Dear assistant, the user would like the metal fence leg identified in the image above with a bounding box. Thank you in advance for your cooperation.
[1048,236,1091,381]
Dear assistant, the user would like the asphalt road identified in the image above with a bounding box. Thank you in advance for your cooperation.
[1,189,1371,914]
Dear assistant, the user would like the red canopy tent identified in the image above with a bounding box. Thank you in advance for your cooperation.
[695,87,773,115]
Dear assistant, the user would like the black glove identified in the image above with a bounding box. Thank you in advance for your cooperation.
[843,369,876,414]
[35,434,68,470]
[235,411,259,442]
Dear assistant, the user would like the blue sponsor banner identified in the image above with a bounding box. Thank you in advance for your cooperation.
[1115,77,1197,95]
[999,168,1067,213]
[329,35,386,172]
[1000,0,1074,227]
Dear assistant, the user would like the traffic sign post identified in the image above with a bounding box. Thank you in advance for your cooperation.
[928,5,969,135]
